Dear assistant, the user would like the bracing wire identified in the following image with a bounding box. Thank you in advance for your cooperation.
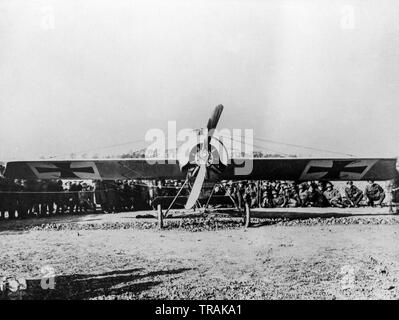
[219,133,356,157]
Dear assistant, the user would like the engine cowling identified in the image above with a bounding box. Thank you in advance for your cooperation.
[177,135,229,180]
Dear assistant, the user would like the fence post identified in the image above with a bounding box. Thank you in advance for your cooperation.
[157,204,163,229]
[244,202,251,228]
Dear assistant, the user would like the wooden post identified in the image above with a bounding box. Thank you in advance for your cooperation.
[157,204,163,229]
[387,180,393,213]
[244,202,251,228]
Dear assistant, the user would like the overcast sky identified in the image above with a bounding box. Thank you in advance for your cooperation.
[1,0,399,160]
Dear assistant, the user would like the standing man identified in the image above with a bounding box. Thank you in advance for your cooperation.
[235,182,245,210]
[364,180,385,207]
[68,181,80,213]
[94,180,107,213]
[245,182,258,208]
[46,180,58,215]
[389,171,399,214]
[0,177,6,220]
[54,180,65,214]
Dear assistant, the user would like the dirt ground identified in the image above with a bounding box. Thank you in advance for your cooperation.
[0,208,399,300]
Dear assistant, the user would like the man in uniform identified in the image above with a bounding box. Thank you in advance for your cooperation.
[0,176,8,220]
[27,179,41,217]
[344,181,364,207]
[154,180,166,198]
[387,172,399,214]
[286,183,301,207]
[78,183,94,213]
[4,179,19,219]
[235,182,245,210]
[364,180,385,207]
[68,181,81,213]
[323,182,345,208]
[271,189,287,208]
[46,180,59,215]
[54,180,65,214]
[105,180,119,213]
[121,180,134,211]
[94,180,107,213]
[308,182,329,207]
[298,183,310,207]
[261,181,273,208]
[14,179,27,219]
[245,182,258,208]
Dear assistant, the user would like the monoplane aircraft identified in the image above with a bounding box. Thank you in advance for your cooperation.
[3,105,397,211]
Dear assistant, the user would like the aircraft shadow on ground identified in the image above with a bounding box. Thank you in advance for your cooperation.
[4,267,191,300]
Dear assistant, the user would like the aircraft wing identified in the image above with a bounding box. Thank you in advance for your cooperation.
[3,157,397,181]
[3,159,186,180]
[220,157,397,181]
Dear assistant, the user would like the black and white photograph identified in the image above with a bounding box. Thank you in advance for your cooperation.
[1,0,399,307]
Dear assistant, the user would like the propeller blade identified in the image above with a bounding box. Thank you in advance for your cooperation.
[205,104,223,152]
[185,164,207,209]
[206,104,224,136]
[185,105,224,209]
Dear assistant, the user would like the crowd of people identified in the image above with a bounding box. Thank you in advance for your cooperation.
[0,176,397,220]
[220,180,387,209]
[0,178,154,219]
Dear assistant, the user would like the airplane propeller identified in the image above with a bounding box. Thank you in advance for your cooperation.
[185,104,224,209]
